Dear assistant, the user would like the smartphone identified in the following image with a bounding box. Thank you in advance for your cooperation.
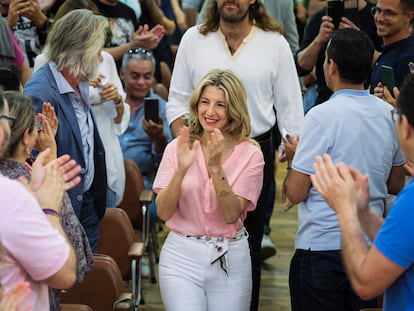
[326,0,344,29]
[381,65,395,97]
[144,97,159,123]
[343,0,360,27]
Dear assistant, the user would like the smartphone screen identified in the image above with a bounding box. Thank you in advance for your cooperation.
[381,65,395,97]
[144,97,159,123]
[326,0,344,29]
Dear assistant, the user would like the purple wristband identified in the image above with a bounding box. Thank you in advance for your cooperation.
[42,208,60,217]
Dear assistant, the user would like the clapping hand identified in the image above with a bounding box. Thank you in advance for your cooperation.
[205,128,224,173]
[176,126,200,173]
[310,154,370,215]
[41,102,58,137]
[35,114,57,164]
[20,150,81,212]
[0,281,32,311]
[25,149,81,192]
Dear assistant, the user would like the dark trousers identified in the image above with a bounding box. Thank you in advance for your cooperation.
[264,124,281,235]
[289,249,378,311]
[79,192,100,253]
[245,132,273,311]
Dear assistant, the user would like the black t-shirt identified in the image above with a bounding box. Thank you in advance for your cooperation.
[296,2,382,106]
[370,36,414,92]
[93,0,138,48]
[92,0,138,69]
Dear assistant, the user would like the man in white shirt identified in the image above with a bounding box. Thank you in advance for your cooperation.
[166,1,304,309]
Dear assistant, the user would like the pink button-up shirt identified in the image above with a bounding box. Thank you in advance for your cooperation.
[153,139,264,238]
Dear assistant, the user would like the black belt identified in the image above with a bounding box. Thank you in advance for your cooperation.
[252,129,272,143]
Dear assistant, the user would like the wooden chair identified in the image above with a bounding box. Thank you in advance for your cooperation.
[359,293,383,311]
[97,208,145,306]
[61,254,134,311]
[61,304,93,311]
[118,159,157,284]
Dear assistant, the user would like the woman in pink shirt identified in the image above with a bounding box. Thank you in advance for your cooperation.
[153,69,264,311]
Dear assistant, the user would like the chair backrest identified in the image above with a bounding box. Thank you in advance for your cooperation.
[61,304,93,311]
[118,159,146,229]
[97,208,141,280]
[61,254,130,311]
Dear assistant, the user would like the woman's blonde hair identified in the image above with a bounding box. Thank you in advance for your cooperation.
[188,69,254,143]
[2,91,36,158]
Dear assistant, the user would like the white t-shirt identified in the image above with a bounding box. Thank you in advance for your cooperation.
[167,25,304,138]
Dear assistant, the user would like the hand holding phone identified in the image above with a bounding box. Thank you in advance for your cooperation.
[381,65,395,97]
[326,0,344,29]
[144,97,159,123]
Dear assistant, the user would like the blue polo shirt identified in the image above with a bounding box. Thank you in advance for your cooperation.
[370,36,414,92]
[292,89,405,251]
[118,91,172,189]
[375,178,414,310]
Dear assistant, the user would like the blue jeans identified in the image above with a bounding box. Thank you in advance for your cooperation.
[289,249,377,311]
[79,192,100,253]
[106,187,117,208]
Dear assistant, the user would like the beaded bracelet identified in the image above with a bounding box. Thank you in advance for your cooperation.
[42,208,61,218]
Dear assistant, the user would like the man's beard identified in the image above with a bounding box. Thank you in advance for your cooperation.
[218,1,250,23]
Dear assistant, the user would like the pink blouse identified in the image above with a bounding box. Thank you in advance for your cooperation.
[153,139,264,238]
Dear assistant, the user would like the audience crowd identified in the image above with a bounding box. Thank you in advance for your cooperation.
[0,0,414,310]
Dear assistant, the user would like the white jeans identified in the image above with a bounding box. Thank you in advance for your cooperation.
[159,230,252,311]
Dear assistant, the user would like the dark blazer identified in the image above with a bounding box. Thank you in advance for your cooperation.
[24,63,107,220]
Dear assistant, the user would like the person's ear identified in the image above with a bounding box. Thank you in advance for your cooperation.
[328,59,337,76]
[119,68,125,81]
[405,11,414,26]
[21,128,31,146]
[401,115,413,140]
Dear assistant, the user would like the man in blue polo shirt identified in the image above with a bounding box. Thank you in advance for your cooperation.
[284,28,406,311]
[312,73,414,311]
[371,0,414,96]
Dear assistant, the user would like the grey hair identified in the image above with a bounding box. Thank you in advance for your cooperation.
[43,9,107,79]
[121,48,156,74]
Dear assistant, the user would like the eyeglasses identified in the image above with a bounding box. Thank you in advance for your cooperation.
[0,114,16,128]
[371,6,406,18]
[127,48,153,57]
[391,108,401,123]
[0,114,16,122]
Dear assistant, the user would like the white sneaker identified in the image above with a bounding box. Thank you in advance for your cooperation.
[261,234,277,261]
[141,257,150,277]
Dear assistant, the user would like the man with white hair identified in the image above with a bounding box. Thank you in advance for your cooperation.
[24,9,108,252]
